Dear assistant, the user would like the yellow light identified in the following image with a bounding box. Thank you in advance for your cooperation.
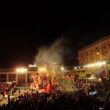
[16,67,27,73]
[84,61,106,68]
[16,68,20,73]
[83,65,87,68]
[61,67,64,71]
[95,62,102,66]
[5,95,8,98]
[39,67,46,73]
[96,52,100,55]
[74,67,77,70]
[102,61,106,65]
[98,78,102,82]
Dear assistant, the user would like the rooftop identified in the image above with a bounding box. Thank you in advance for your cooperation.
[79,34,110,52]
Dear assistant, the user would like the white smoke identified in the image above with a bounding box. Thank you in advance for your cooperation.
[35,38,64,73]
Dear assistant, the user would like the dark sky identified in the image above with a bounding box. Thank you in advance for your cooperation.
[0,10,110,68]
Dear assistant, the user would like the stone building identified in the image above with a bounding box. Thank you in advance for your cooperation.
[78,35,110,78]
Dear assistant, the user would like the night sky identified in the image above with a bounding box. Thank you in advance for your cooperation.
[0,11,110,68]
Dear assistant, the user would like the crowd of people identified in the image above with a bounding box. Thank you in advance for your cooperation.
[0,82,110,110]
[0,74,110,110]
[0,82,12,97]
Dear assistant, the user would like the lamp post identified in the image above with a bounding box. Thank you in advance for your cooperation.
[61,66,65,79]
[61,66,64,72]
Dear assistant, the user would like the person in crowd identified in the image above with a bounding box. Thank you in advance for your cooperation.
[1,80,110,110]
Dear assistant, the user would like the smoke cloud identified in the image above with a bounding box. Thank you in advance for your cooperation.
[35,38,64,73]
[35,32,77,73]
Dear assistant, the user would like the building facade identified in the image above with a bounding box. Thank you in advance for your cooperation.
[0,67,38,85]
[78,35,110,77]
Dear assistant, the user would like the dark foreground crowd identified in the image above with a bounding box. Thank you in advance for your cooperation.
[1,80,110,110]
[0,89,110,110]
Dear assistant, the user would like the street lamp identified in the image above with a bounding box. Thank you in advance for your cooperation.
[61,66,64,71]
[74,67,77,70]
[61,66,65,79]
[16,68,27,73]
[96,52,100,55]
[39,67,46,73]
